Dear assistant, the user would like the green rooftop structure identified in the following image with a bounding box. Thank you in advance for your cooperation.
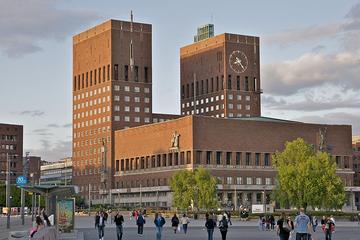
[194,24,214,42]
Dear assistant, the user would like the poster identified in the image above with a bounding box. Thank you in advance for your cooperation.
[57,198,75,232]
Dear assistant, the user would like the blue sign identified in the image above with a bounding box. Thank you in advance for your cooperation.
[16,175,28,187]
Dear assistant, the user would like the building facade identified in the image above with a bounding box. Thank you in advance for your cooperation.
[40,158,72,185]
[0,123,23,182]
[72,19,178,201]
[353,136,360,209]
[27,156,41,184]
[112,116,355,209]
[180,33,261,118]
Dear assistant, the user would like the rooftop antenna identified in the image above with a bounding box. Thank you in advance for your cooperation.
[130,10,134,32]
[210,13,214,23]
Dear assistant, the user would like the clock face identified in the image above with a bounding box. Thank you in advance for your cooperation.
[229,50,248,73]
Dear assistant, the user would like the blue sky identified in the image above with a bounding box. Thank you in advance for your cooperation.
[1,0,359,161]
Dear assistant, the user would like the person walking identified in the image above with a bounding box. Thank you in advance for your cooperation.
[324,217,335,240]
[276,212,294,240]
[205,212,216,240]
[95,211,106,240]
[30,215,45,237]
[171,213,180,233]
[136,212,146,235]
[294,208,311,240]
[181,213,190,234]
[41,209,51,226]
[270,214,275,231]
[114,211,124,240]
[154,212,166,240]
[219,215,229,240]
[312,216,318,232]
[357,213,360,225]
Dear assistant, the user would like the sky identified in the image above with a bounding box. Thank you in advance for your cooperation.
[0,0,359,162]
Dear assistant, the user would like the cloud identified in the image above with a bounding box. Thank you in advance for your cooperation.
[262,52,360,95]
[264,3,360,48]
[18,110,45,117]
[31,128,53,136]
[294,112,360,135]
[47,123,72,128]
[0,0,99,57]
[26,139,71,162]
[263,86,360,111]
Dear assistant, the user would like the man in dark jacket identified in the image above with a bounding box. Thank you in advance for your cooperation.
[154,212,166,240]
[136,213,146,235]
[114,211,124,240]
[205,212,216,240]
[95,211,106,240]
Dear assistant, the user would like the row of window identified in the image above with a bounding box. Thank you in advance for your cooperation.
[74,86,150,102]
[181,104,251,115]
[220,176,272,185]
[73,65,150,91]
[0,144,17,150]
[181,75,258,99]
[182,94,251,109]
[0,135,17,141]
[73,126,110,139]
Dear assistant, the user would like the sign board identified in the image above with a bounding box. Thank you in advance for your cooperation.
[57,198,75,233]
[251,204,264,213]
[16,175,28,187]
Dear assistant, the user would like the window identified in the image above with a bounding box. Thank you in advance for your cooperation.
[144,107,150,113]
[114,95,120,101]
[107,64,110,81]
[246,105,250,110]
[255,153,260,166]
[134,97,140,102]
[221,75,224,90]
[256,177,262,185]
[144,117,150,123]
[114,64,119,80]
[245,76,249,91]
[228,104,233,109]
[114,105,120,111]
[228,75,232,89]
[114,116,120,121]
[144,67,148,83]
[226,152,232,165]
[246,96,251,101]
[114,85,120,91]
[201,80,204,94]
[206,151,212,165]
[226,177,232,185]
[134,87,140,93]
[216,151,222,165]
[144,97,150,103]
[144,87,150,93]
[134,66,139,82]
[181,85,185,99]
[211,78,214,92]
[246,152,251,166]
[124,65,129,81]
[236,152,241,165]
[237,76,240,90]
[98,68,101,83]
[236,177,242,185]
[246,177,252,185]
[264,153,270,166]
[237,95,242,100]
[124,106,130,112]
[265,178,272,185]
[134,107,140,112]
[124,96,130,102]
[124,116,130,122]
[216,76,219,91]
[103,66,105,82]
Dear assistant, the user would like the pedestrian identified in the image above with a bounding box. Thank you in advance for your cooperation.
[324,216,335,240]
[154,212,166,240]
[171,213,180,233]
[136,212,146,235]
[114,211,124,240]
[30,215,44,237]
[358,213,360,225]
[205,212,216,240]
[181,213,190,234]
[41,209,51,226]
[258,216,263,231]
[276,212,294,240]
[219,215,229,240]
[294,208,311,240]
[227,211,232,225]
[312,216,318,232]
[270,214,275,231]
[95,211,106,240]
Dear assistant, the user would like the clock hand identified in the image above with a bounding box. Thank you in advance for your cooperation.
[238,60,245,70]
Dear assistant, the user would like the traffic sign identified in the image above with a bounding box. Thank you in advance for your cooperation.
[16,175,28,187]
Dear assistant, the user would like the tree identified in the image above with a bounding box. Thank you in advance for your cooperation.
[170,167,218,210]
[272,138,346,210]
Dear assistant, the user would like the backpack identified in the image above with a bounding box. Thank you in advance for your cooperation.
[219,220,228,231]
[137,216,145,225]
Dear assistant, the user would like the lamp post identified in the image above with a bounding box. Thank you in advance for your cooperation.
[262,186,267,215]
[6,153,18,229]
[21,152,30,225]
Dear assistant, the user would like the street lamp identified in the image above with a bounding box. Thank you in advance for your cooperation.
[6,153,19,229]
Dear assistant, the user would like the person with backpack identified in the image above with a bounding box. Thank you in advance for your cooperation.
[114,211,124,240]
[294,208,311,240]
[136,212,146,235]
[205,212,216,240]
[276,212,294,240]
[181,213,190,234]
[219,215,229,240]
[171,213,180,233]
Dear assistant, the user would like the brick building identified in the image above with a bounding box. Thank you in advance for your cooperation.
[353,136,360,209]
[0,123,23,182]
[112,116,355,209]
[72,18,358,210]
[72,18,178,202]
[26,156,41,184]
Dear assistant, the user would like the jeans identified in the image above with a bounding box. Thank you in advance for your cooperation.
[116,225,123,240]
[207,229,214,240]
[279,235,290,240]
[97,225,104,239]
[182,224,188,234]
[296,233,308,240]
[325,230,332,240]
[156,226,163,240]
[138,224,144,234]
[220,230,227,240]
[312,225,317,232]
